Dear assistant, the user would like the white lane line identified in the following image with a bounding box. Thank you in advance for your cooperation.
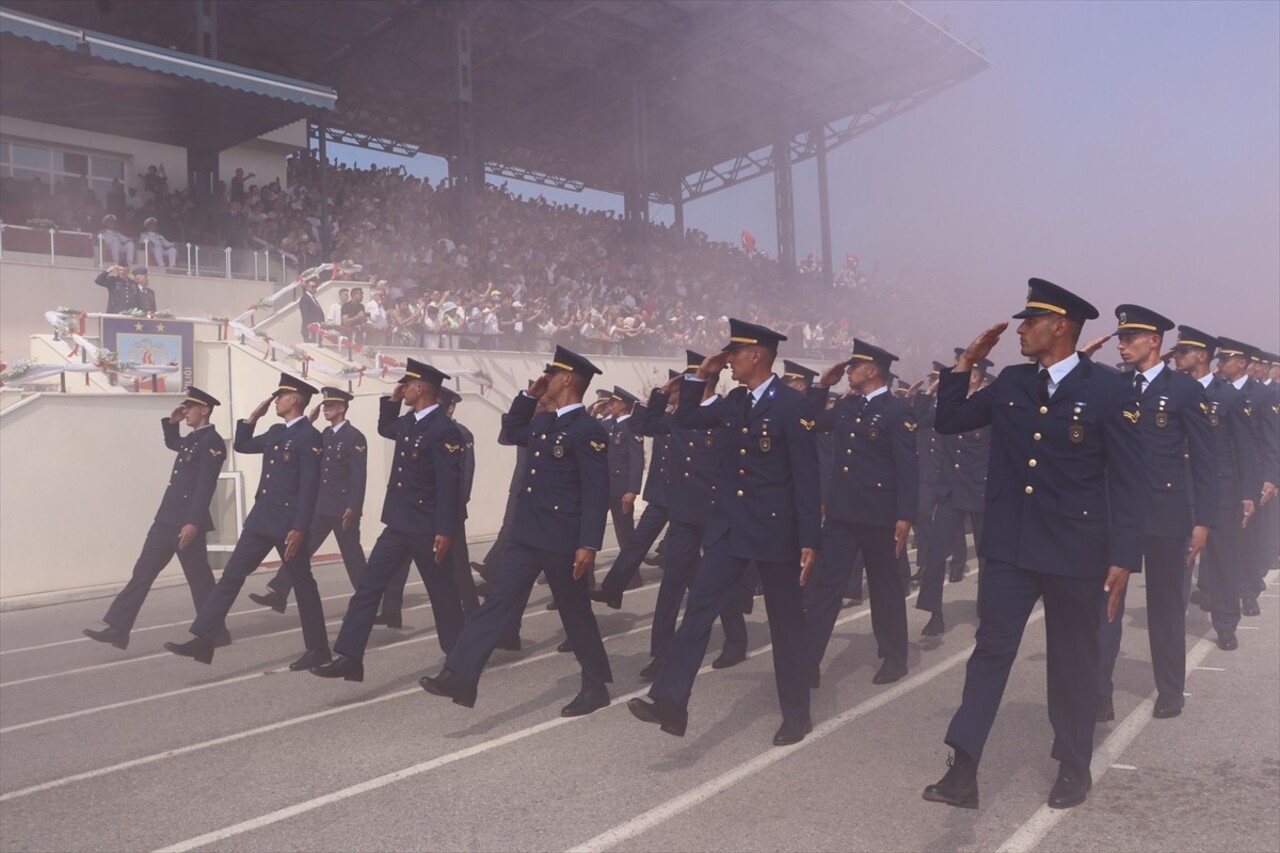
[1109,764,1137,771]
[1238,626,1260,630]
[1191,666,1226,671]
[0,622,654,803]
[148,599,893,852]
[564,609,1031,853]
[995,635,1218,853]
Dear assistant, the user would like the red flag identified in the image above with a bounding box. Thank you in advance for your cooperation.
[741,229,756,254]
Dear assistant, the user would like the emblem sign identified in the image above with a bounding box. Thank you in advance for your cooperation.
[553,445,565,458]
[1069,424,1084,443]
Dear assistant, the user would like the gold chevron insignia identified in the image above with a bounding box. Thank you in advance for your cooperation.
[1199,402,1208,413]
[1122,409,1140,423]
[905,421,918,432]
[445,442,462,453]
[209,448,223,456]
[590,439,606,451]
[355,445,367,453]
[799,418,815,431]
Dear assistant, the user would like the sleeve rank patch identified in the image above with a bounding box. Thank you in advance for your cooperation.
[209,447,223,456]
[1122,408,1141,424]
[445,442,462,453]
[905,421,918,432]
[799,418,815,431]
[589,439,607,452]
[354,445,367,453]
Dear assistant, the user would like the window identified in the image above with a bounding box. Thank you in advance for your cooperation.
[0,138,126,202]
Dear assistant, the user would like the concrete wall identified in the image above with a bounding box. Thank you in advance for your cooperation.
[1,115,189,190]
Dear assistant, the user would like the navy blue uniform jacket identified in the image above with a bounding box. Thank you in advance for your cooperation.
[935,356,1145,577]
[674,376,821,563]
[608,414,645,498]
[315,423,368,519]
[936,423,991,514]
[501,394,609,552]
[235,417,323,538]
[639,387,720,526]
[377,398,462,536]
[155,420,226,531]
[634,391,671,508]
[1204,377,1261,508]
[1129,366,1217,536]
[815,388,919,527]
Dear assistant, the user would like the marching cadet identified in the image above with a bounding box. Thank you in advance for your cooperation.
[591,374,677,609]
[165,374,330,668]
[419,347,613,717]
[1245,350,1280,590]
[915,359,993,636]
[629,354,750,680]
[1171,327,1259,650]
[310,359,465,683]
[1095,305,1216,722]
[248,387,368,614]
[1216,338,1279,616]
[923,278,1144,812]
[84,387,230,650]
[606,386,645,552]
[629,320,820,746]
[806,340,919,687]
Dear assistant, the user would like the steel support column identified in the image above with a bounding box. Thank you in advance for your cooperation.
[195,0,218,59]
[448,18,480,238]
[814,127,833,287]
[317,118,330,260]
[625,80,650,261]
[773,138,796,278]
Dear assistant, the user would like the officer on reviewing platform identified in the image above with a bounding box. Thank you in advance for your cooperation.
[1094,305,1216,723]
[165,374,330,668]
[419,346,614,717]
[806,339,919,688]
[248,386,369,614]
[629,319,820,747]
[310,359,465,683]
[922,278,1144,812]
[85,387,230,651]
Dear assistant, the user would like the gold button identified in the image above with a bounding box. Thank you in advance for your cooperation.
[397,482,403,487]
[534,451,540,457]
[1166,482,1172,488]
[684,472,690,478]
[739,448,746,456]
[955,463,961,469]
[526,486,533,493]
[846,449,853,455]
[738,469,745,476]
[1039,406,1048,414]
[554,505,559,511]
[855,418,862,424]
[269,460,275,465]
[540,434,547,440]
[530,469,537,475]
[265,473,271,478]
[1033,432,1042,441]
[1028,459,1037,467]
[1082,510,1089,516]
[1025,485,1034,494]
[741,427,749,434]
[736,489,744,497]
[842,466,849,473]
[687,456,693,462]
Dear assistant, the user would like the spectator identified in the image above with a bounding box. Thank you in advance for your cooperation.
[364,289,389,346]
[340,285,368,341]
[229,168,255,204]
[327,287,350,326]
[132,267,157,315]
[139,217,178,268]
[298,275,325,342]
[98,214,135,266]
[94,263,136,314]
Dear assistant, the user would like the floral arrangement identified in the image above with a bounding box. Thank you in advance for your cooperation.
[0,358,34,382]
[25,217,58,230]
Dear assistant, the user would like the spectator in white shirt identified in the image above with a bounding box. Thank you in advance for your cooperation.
[139,217,177,267]
[327,288,350,326]
[98,214,135,265]
[364,290,389,345]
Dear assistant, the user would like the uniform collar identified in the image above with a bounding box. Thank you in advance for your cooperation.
[1231,374,1248,390]
[746,374,776,406]
[414,403,439,422]
[283,415,306,428]
[329,419,347,433]
[1197,373,1213,388]
[615,412,632,424]
[1137,361,1164,385]
[1041,352,1080,386]
[557,402,585,418]
[863,384,889,402]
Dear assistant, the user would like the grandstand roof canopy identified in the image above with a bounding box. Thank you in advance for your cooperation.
[1,0,987,200]
[0,7,336,152]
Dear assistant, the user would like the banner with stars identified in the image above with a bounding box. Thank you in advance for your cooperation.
[101,317,194,392]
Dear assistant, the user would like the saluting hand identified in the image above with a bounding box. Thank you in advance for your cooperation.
[798,547,816,586]
[528,374,551,399]
[661,374,683,396]
[176,523,198,551]
[390,383,406,403]
[248,396,272,423]
[1103,566,1130,622]
[572,547,596,580]
[433,533,453,564]
[956,322,1008,371]
[283,528,304,561]
[818,361,848,389]
[308,402,322,423]
[894,521,912,558]
[1079,333,1113,357]
[169,405,186,424]
[695,351,729,381]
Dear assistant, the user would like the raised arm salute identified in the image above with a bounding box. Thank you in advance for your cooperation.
[923,278,1144,812]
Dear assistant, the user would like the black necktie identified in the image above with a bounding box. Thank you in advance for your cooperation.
[1037,368,1051,404]
[1134,374,1146,396]
[743,391,753,420]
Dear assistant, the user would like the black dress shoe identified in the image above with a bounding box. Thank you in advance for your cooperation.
[627,697,687,737]
[1096,695,1115,722]
[589,588,623,610]
[639,657,663,681]
[921,612,945,637]
[1188,588,1210,611]
[1153,695,1183,719]
[922,749,979,809]
[873,660,907,685]
[711,647,747,669]
[372,613,403,629]
[419,669,477,708]
[164,636,214,664]
[546,599,559,611]
[948,569,966,583]
[214,628,232,648]
[641,554,661,567]
[83,625,129,650]
[248,591,287,614]
[557,639,573,653]
[626,572,644,590]
[310,654,364,682]
[561,685,610,717]
[848,596,863,606]
[1241,597,1261,617]
[495,634,522,651]
[1047,762,1092,809]
[909,568,924,583]
[772,718,813,746]
[1216,630,1239,651]
[288,648,332,671]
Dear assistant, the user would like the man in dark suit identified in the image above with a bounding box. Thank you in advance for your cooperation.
[1171,327,1259,650]
[94,264,136,314]
[165,373,330,669]
[629,319,820,746]
[916,361,992,636]
[1094,305,1216,722]
[298,274,325,343]
[606,386,645,551]
[84,387,229,650]
[310,359,465,683]
[132,267,157,315]
[247,386,368,613]
[923,278,1144,811]
[418,346,613,717]
[807,339,919,686]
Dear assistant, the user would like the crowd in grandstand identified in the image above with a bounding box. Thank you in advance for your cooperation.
[3,150,955,373]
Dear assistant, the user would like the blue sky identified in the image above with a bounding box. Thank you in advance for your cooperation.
[330,0,1279,348]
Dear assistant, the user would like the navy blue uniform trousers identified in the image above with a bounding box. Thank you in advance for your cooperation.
[651,521,748,660]
[105,521,216,632]
[601,504,668,595]
[333,527,464,659]
[265,513,367,598]
[806,520,908,670]
[609,496,636,551]
[1202,510,1244,634]
[650,535,808,724]
[945,559,1101,772]
[191,529,328,650]
[380,523,479,619]
[445,544,612,691]
[916,507,984,615]
[1098,535,1189,703]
